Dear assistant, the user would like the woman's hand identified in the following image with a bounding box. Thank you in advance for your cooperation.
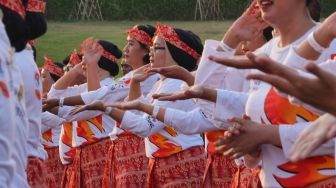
[131,64,155,83]
[215,118,273,159]
[223,0,268,48]
[289,114,336,162]
[152,85,205,101]
[70,100,106,115]
[148,65,195,86]
[42,98,59,112]
[109,100,143,111]
[80,37,103,68]
[247,56,336,116]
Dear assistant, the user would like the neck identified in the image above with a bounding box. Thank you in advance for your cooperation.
[277,10,315,47]
[98,71,111,81]
[132,60,144,70]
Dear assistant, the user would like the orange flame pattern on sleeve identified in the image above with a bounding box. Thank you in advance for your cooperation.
[274,155,336,187]
[0,81,9,98]
[264,87,335,186]
[148,126,182,158]
[42,129,53,143]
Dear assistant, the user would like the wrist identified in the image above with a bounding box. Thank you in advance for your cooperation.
[137,102,145,111]
[223,29,242,49]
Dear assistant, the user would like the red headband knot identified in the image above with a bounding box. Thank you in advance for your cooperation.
[69,49,82,66]
[26,0,46,14]
[0,0,26,18]
[155,24,201,60]
[42,56,64,77]
[127,26,153,47]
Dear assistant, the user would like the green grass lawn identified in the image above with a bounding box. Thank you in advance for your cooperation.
[36,21,232,70]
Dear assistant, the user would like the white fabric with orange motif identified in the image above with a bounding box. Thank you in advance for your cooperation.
[120,78,204,158]
[0,19,16,187]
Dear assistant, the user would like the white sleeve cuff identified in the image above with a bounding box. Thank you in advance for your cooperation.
[213,89,248,122]
[283,47,309,71]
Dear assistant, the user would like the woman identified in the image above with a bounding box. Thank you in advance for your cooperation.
[44,25,158,188]
[1,0,41,187]
[46,38,122,188]
[40,56,66,187]
[72,24,206,187]
[0,8,16,187]
[155,0,336,187]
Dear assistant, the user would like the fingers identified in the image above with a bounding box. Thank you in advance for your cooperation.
[69,106,86,115]
[152,93,173,99]
[247,73,296,96]
[305,62,336,87]
[154,91,188,101]
[208,55,256,69]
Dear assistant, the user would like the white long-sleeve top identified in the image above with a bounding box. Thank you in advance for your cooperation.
[120,78,204,158]
[8,56,30,188]
[48,77,114,164]
[41,112,65,147]
[213,25,336,187]
[15,47,47,161]
[58,71,159,139]
[0,20,16,187]
[160,40,250,154]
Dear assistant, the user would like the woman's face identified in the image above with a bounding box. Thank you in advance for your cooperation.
[257,0,305,26]
[41,69,54,99]
[149,36,170,68]
[123,36,148,68]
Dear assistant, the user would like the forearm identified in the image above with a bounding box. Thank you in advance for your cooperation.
[128,80,142,101]
[53,71,79,90]
[183,72,195,86]
[107,108,125,123]
[296,24,334,60]
[201,87,217,102]
[137,102,166,122]
[261,126,281,147]
[86,64,101,91]
[63,95,85,106]
[222,28,242,49]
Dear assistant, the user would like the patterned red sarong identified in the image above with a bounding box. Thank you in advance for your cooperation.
[44,147,65,188]
[61,138,111,188]
[102,133,148,188]
[26,157,56,188]
[147,146,206,188]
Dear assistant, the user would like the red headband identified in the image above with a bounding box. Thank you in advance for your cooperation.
[42,56,64,77]
[127,26,153,47]
[26,0,46,13]
[101,47,117,63]
[80,44,117,63]
[155,24,201,59]
[0,0,26,18]
[69,49,82,66]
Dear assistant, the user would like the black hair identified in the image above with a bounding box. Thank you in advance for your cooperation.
[263,26,274,41]
[0,5,29,52]
[49,62,64,82]
[165,28,203,72]
[97,40,122,77]
[306,0,320,22]
[135,25,156,65]
[21,0,47,40]
[62,54,71,65]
